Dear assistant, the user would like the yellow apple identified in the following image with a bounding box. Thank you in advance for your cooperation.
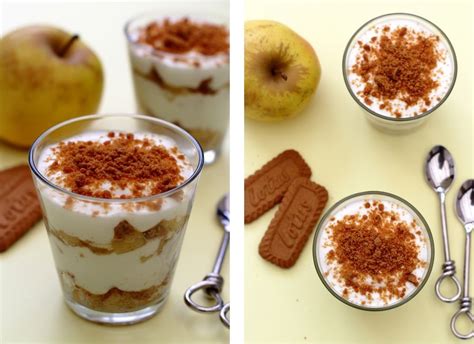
[245,20,321,121]
[0,25,104,148]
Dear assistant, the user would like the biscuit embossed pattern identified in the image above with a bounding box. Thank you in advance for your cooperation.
[259,178,328,268]
[0,165,42,252]
[244,150,311,224]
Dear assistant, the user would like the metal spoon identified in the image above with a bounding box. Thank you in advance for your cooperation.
[425,145,461,302]
[184,194,230,328]
[451,180,474,339]
[220,303,230,328]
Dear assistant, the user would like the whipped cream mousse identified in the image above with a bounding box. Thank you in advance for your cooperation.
[344,14,456,119]
[315,194,433,309]
[126,16,229,163]
[35,130,195,316]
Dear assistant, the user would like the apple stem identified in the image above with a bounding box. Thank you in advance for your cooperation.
[59,34,80,57]
[272,68,288,81]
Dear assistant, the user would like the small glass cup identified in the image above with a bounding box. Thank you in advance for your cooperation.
[342,13,457,133]
[124,10,229,165]
[28,114,204,325]
[313,191,434,311]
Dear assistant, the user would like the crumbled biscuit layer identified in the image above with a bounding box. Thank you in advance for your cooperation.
[47,132,184,198]
[325,200,426,304]
[137,18,229,56]
[61,271,171,313]
[351,26,443,117]
[48,216,187,255]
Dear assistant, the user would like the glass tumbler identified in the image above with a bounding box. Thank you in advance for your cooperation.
[124,9,229,164]
[313,191,434,311]
[342,13,457,133]
[28,114,204,325]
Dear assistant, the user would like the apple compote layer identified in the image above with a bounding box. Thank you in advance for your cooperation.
[127,17,229,151]
[36,131,195,312]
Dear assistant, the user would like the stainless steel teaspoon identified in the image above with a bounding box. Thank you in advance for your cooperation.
[451,180,474,340]
[184,194,230,328]
[425,145,461,302]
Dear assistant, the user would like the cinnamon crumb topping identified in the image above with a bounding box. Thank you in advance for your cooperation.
[47,132,183,198]
[138,17,229,56]
[326,200,424,304]
[351,25,444,117]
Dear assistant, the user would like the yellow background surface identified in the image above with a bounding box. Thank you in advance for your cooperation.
[245,0,473,343]
[0,1,229,343]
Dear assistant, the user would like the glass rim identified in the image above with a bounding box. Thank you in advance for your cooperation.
[342,12,458,123]
[312,190,435,311]
[123,10,229,59]
[123,11,153,50]
[28,113,204,204]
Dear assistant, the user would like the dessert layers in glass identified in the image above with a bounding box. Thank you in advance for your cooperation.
[125,15,229,164]
[29,115,203,324]
[313,192,434,311]
[343,13,456,132]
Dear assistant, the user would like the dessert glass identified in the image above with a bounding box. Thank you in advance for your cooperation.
[313,191,434,311]
[28,114,204,325]
[342,13,457,133]
[124,11,229,165]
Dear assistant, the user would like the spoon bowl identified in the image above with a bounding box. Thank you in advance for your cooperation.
[456,180,474,229]
[425,145,455,193]
[425,145,461,303]
[217,193,230,231]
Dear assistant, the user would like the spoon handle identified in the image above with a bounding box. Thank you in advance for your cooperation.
[220,303,230,328]
[439,192,452,262]
[450,231,473,340]
[462,230,471,299]
[435,192,462,303]
[212,231,230,276]
[435,268,462,303]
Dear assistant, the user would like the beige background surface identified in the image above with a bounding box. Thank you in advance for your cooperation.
[245,0,473,343]
[0,1,229,343]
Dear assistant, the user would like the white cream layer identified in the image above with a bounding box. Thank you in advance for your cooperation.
[346,17,455,118]
[317,198,429,308]
[129,45,229,89]
[132,73,229,135]
[36,131,194,243]
[51,223,186,294]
